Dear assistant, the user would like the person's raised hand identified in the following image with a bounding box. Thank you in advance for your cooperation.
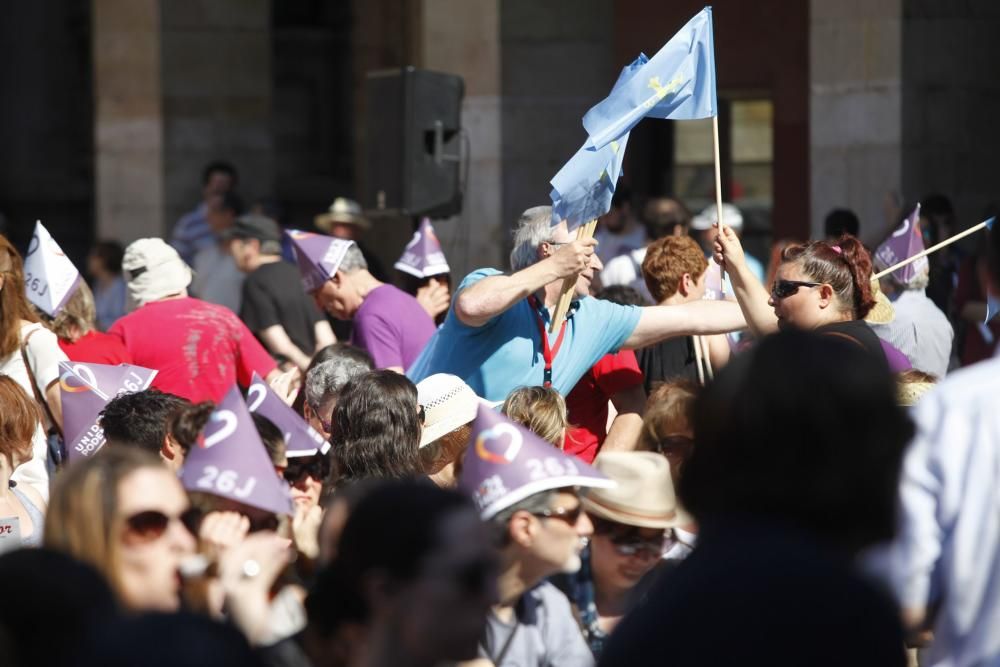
[292,503,323,561]
[198,511,250,564]
[416,277,451,319]
[549,237,598,280]
[267,367,302,406]
[712,223,745,272]
[217,531,294,644]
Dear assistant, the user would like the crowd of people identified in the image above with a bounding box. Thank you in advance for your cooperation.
[0,158,998,667]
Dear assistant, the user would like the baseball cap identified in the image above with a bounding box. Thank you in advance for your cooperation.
[222,214,282,244]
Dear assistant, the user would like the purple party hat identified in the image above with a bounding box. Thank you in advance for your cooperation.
[458,404,615,519]
[394,218,450,279]
[247,372,330,458]
[285,229,355,293]
[61,361,157,460]
[180,385,294,517]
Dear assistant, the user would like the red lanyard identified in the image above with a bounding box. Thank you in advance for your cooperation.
[527,295,568,388]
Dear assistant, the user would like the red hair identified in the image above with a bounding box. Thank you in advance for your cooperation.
[781,235,876,319]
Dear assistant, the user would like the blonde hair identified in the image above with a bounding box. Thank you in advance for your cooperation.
[502,386,568,448]
[638,380,700,453]
[44,447,163,600]
[44,282,96,341]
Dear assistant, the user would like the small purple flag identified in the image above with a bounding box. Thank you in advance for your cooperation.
[285,229,355,293]
[875,204,927,285]
[181,386,294,517]
[247,372,330,458]
[394,218,450,279]
[458,405,615,519]
[702,261,724,301]
[61,361,157,460]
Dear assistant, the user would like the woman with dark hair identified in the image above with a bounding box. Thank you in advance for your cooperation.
[0,377,46,546]
[715,225,893,367]
[599,331,915,666]
[288,480,495,667]
[330,369,423,485]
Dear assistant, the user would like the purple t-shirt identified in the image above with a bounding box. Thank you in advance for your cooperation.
[351,284,436,370]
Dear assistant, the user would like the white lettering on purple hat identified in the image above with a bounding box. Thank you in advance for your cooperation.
[394,218,450,279]
[60,361,158,461]
[180,385,295,517]
[247,372,329,457]
[285,229,355,293]
[458,404,615,520]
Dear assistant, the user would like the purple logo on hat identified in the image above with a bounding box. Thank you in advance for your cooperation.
[247,372,329,457]
[60,362,157,460]
[394,218,450,279]
[285,229,355,293]
[458,405,615,519]
[180,386,294,517]
[875,204,927,285]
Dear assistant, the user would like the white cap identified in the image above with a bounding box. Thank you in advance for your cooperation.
[691,203,744,231]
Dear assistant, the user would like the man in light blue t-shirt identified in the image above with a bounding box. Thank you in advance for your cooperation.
[408,206,746,402]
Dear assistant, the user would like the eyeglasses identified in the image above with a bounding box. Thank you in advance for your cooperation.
[593,517,670,557]
[770,279,823,300]
[283,458,328,485]
[532,503,585,526]
[123,508,202,543]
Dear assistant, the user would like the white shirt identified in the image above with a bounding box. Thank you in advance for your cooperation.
[1,323,68,500]
[879,353,1000,666]
[594,225,647,267]
[600,248,652,302]
[870,289,954,378]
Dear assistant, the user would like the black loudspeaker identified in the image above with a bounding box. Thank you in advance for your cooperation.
[364,67,464,218]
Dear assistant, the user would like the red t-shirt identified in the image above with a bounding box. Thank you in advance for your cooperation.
[59,331,132,365]
[564,350,644,464]
[108,297,277,403]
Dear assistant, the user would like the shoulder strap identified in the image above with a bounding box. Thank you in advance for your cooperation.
[19,325,61,435]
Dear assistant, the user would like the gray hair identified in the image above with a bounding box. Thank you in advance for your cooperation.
[304,356,372,411]
[339,243,368,273]
[509,206,556,272]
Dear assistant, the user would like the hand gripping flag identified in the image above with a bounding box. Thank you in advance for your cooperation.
[60,361,157,460]
[458,404,615,520]
[550,55,648,229]
[394,218,451,279]
[875,204,927,286]
[582,6,717,150]
[285,230,355,294]
[247,372,330,458]
[180,385,295,517]
[22,221,82,316]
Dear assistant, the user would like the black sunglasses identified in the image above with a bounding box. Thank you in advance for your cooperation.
[770,279,823,300]
[532,503,585,526]
[283,458,328,485]
[592,517,670,557]
[124,508,202,543]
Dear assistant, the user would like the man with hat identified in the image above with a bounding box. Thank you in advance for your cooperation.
[460,404,614,666]
[690,202,764,285]
[109,238,279,403]
[287,232,435,373]
[228,215,335,372]
[313,197,388,281]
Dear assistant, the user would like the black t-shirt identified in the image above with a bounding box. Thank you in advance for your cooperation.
[240,260,324,356]
[816,319,889,372]
[636,336,701,394]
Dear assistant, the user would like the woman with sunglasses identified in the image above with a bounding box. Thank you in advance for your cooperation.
[44,447,197,611]
[714,225,889,366]
[573,451,685,659]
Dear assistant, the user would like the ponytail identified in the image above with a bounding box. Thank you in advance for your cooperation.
[781,234,876,319]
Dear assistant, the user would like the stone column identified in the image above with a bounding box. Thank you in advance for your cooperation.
[810,0,902,243]
[92,0,164,242]
[418,0,504,279]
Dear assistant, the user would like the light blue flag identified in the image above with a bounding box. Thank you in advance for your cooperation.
[550,55,648,229]
[583,6,717,150]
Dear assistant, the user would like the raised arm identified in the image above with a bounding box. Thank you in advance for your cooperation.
[714,224,778,336]
[623,300,746,349]
[454,239,597,327]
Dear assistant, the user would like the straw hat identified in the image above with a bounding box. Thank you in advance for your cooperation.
[416,374,495,448]
[582,451,689,529]
[314,197,370,232]
[865,278,896,325]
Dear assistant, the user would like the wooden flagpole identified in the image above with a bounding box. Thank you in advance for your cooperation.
[873,217,995,281]
[699,335,714,381]
[712,115,726,296]
[549,219,598,333]
[692,335,706,386]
